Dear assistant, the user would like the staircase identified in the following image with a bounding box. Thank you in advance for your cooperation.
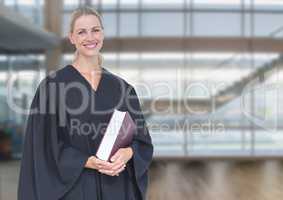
[214,55,283,109]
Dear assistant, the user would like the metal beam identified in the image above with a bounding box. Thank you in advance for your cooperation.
[44,0,63,73]
[63,7,283,14]
[62,37,283,53]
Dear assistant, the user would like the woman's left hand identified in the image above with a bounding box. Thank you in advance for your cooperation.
[98,147,133,176]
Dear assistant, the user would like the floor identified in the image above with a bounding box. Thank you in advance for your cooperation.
[148,159,283,200]
[1,160,283,200]
[0,161,19,200]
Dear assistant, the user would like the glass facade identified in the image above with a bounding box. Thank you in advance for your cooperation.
[3,0,44,26]
[60,0,283,157]
[0,54,45,158]
[1,0,283,158]
[62,0,283,37]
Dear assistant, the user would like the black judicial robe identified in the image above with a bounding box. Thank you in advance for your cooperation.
[18,65,154,200]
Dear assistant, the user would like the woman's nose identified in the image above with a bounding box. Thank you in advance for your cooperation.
[86,31,95,40]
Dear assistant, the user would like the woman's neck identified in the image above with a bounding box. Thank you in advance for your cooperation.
[72,54,101,73]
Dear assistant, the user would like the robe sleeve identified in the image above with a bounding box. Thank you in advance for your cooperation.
[18,78,89,200]
[125,86,154,200]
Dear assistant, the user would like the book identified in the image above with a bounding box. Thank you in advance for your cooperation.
[95,109,136,161]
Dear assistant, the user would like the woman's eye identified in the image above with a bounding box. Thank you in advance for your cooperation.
[78,31,86,35]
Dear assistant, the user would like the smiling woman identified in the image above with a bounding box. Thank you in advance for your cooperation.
[18,6,153,200]
[69,10,104,62]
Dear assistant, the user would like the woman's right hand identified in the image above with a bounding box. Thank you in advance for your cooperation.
[85,156,113,171]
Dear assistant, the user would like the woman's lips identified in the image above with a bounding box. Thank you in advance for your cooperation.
[83,43,97,49]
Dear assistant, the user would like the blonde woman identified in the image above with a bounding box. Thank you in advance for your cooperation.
[18,6,153,200]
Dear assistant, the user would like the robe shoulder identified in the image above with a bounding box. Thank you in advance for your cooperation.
[39,65,134,89]
[102,67,133,89]
[39,65,74,84]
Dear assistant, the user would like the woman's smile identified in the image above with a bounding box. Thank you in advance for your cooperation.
[83,42,98,49]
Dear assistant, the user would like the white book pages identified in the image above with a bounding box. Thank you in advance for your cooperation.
[96,109,126,161]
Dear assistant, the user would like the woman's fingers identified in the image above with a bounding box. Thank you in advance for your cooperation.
[90,156,113,170]
[113,165,126,176]
[111,161,126,171]
[88,156,127,175]
[99,164,126,176]
[98,169,115,176]
[110,151,121,162]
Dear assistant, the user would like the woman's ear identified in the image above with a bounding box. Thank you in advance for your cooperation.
[68,33,75,45]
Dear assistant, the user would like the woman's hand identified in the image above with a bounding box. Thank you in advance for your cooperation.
[98,147,133,176]
[85,156,113,171]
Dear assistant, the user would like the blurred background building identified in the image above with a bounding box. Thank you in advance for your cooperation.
[0,0,282,200]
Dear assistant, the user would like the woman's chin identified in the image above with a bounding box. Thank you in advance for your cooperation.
[80,51,100,58]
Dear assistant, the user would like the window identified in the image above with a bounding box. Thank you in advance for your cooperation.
[194,13,241,36]
[142,0,183,10]
[120,13,139,37]
[142,12,184,37]
[102,13,117,37]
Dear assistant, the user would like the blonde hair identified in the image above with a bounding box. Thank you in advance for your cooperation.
[69,6,104,66]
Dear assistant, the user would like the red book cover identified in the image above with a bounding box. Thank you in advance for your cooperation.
[96,109,137,161]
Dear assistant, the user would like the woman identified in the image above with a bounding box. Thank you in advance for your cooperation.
[18,6,153,200]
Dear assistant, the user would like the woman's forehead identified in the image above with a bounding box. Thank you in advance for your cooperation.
[74,15,101,29]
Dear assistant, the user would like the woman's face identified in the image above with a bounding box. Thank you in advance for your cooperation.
[69,14,104,58]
